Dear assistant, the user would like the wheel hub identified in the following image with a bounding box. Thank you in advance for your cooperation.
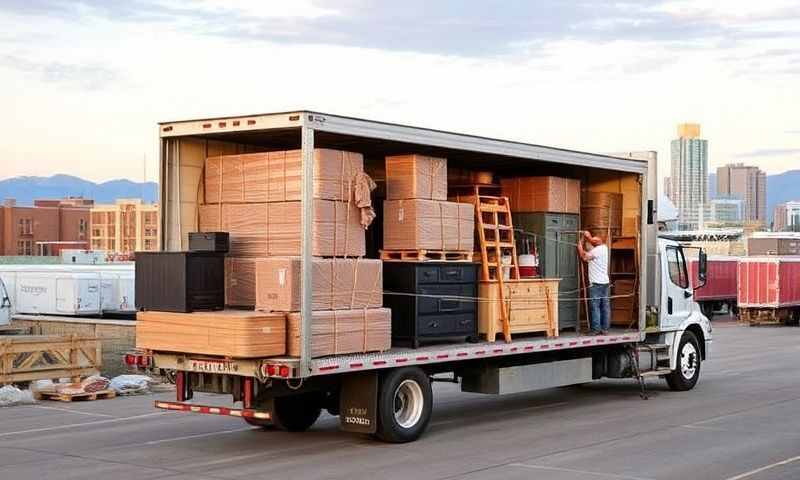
[393,379,424,429]
[680,342,698,379]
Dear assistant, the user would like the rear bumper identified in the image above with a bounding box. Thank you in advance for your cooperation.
[155,400,271,421]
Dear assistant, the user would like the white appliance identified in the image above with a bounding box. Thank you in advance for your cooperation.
[14,271,102,316]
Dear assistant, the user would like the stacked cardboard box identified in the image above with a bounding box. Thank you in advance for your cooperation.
[198,148,368,307]
[287,308,391,357]
[500,176,581,214]
[383,155,474,252]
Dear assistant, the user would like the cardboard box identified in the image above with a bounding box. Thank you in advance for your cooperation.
[198,200,365,257]
[255,257,382,312]
[136,310,285,358]
[286,308,391,358]
[500,177,581,213]
[225,257,258,307]
[386,155,447,200]
[383,199,473,251]
[205,149,364,203]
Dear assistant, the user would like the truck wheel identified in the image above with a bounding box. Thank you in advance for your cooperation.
[375,367,432,443]
[272,393,322,432]
[665,331,701,391]
[243,417,274,429]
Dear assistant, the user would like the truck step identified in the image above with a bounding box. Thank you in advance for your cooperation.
[638,368,673,378]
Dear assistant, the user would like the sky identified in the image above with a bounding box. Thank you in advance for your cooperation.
[1,0,799,186]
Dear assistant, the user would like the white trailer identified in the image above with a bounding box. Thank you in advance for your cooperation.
[144,111,712,442]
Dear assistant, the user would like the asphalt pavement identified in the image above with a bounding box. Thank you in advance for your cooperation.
[1,319,799,480]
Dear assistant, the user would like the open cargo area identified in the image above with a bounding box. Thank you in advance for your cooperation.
[146,111,649,369]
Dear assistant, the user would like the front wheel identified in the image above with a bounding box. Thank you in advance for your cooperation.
[665,331,701,391]
[375,367,433,443]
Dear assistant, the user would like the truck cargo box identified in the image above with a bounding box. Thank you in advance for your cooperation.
[737,257,800,308]
[690,256,738,301]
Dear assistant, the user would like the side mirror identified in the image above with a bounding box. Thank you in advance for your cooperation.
[696,250,708,288]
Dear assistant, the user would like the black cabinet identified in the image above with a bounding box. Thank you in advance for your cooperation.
[189,232,230,253]
[383,262,479,348]
[513,213,580,331]
[135,252,225,312]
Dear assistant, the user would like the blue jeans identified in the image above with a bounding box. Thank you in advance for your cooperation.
[589,283,610,332]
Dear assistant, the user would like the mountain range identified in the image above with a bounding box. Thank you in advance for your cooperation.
[0,174,157,205]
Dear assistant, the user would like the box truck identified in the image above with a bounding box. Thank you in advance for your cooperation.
[139,111,712,442]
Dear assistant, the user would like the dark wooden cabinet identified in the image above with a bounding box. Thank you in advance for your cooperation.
[513,213,580,331]
[189,232,230,253]
[383,262,479,348]
[135,252,225,313]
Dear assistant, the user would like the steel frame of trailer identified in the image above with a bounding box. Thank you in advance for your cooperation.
[158,111,651,379]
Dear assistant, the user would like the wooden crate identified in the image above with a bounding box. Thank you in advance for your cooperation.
[0,335,101,385]
[478,279,559,341]
[136,310,286,358]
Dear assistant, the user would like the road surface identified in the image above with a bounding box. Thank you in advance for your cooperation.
[1,320,799,480]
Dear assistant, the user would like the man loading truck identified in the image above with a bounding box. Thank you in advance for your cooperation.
[577,230,610,335]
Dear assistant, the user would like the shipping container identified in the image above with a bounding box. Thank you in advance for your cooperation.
[689,256,738,319]
[141,111,712,443]
[737,257,800,325]
[14,271,102,316]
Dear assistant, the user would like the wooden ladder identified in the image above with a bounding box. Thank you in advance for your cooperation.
[473,187,520,342]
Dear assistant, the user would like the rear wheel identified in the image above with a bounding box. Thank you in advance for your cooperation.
[666,331,701,391]
[375,367,432,443]
[243,417,273,428]
[272,392,323,432]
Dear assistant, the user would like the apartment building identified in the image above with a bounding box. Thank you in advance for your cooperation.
[0,198,92,256]
[90,199,159,254]
[717,163,767,223]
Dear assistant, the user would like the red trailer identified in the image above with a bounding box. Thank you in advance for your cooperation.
[690,256,738,319]
[737,257,800,325]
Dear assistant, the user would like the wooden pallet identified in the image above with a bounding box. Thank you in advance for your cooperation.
[35,388,116,402]
[380,249,474,262]
[1,334,101,385]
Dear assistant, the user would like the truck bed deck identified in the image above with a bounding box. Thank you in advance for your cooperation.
[269,328,641,377]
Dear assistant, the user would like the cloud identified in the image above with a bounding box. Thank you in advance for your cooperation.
[736,148,800,157]
[0,55,121,90]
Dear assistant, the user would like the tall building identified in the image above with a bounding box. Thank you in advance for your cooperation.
[0,198,92,256]
[773,203,787,231]
[705,198,742,225]
[670,123,708,230]
[663,177,672,201]
[90,199,159,254]
[716,163,767,223]
[774,201,800,232]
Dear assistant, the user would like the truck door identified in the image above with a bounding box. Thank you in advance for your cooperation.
[0,279,10,327]
[661,245,692,329]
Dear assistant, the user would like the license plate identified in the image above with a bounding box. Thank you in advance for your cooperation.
[187,359,241,374]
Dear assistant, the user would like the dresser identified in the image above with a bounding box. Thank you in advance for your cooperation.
[383,262,479,348]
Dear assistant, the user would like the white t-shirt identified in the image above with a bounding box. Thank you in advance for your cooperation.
[587,244,610,285]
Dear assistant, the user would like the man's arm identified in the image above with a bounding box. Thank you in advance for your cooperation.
[577,232,593,262]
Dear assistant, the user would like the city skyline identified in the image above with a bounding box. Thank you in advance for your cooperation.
[1,1,798,185]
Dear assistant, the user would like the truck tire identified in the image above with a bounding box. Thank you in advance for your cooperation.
[243,417,274,428]
[272,393,322,432]
[375,367,432,443]
[665,331,701,391]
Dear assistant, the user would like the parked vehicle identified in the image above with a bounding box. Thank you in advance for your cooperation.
[690,256,738,319]
[138,111,712,442]
[738,256,800,325]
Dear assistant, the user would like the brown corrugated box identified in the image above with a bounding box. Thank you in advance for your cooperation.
[205,149,363,204]
[255,257,382,312]
[198,200,365,257]
[500,177,581,213]
[386,155,447,200]
[136,310,286,358]
[225,257,258,307]
[286,308,391,358]
[383,199,474,251]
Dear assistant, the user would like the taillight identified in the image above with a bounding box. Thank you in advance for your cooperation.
[279,365,290,377]
[266,365,276,376]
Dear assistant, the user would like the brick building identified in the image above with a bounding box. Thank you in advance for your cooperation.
[90,199,159,254]
[0,198,92,256]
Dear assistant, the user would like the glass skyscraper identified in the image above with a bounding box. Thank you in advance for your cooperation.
[670,123,708,230]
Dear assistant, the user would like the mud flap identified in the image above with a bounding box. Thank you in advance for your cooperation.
[339,372,378,434]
